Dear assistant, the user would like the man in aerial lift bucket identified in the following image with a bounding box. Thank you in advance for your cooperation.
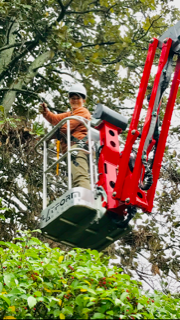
[39,83,91,190]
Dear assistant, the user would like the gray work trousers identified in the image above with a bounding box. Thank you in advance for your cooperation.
[71,144,91,190]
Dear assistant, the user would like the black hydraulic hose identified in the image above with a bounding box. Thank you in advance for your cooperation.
[109,206,137,228]
[140,156,153,191]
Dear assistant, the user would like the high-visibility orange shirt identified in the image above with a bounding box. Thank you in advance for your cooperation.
[42,106,91,151]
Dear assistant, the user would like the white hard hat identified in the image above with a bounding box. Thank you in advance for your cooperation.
[68,83,87,99]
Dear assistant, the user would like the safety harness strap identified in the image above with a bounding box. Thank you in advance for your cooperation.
[56,128,88,148]
[71,135,88,148]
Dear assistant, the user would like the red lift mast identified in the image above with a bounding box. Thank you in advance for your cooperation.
[95,21,180,218]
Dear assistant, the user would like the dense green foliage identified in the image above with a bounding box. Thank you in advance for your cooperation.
[1,0,180,294]
[0,231,180,319]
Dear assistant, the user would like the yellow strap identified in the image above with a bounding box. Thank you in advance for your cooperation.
[56,139,60,176]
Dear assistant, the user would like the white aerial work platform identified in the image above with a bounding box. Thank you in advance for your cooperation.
[35,111,130,251]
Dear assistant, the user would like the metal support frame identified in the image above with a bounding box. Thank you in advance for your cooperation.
[43,140,47,210]
[88,121,94,191]
[67,120,71,190]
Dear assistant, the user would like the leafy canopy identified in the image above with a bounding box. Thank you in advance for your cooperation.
[0,230,180,319]
[0,0,179,115]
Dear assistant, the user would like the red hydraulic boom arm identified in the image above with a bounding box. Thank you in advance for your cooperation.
[94,20,180,223]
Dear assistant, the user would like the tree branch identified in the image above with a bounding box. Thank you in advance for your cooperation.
[136,270,155,291]
[56,0,74,23]
[0,87,39,97]
[0,40,39,82]
[120,107,135,110]
[3,195,27,214]
[0,41,34,53]
[0,88,54,111]
[66,8,107,14]
[51,69,77,79]
[6,20,16,45]
[133,15,162,42]
[80,41,117,49]
[64,0,74,7]
[0,0,69,81]
[56,0,64,10]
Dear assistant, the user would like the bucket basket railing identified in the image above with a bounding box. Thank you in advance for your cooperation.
[35,116,98,210]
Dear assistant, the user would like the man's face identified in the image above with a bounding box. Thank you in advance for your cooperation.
[69,94,85,110]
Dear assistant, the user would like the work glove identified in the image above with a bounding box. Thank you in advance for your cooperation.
[39,102,48,114]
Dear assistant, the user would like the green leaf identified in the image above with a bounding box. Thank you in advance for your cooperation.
[53,309,61,317]
[4,274,15,287]
[106,310,114,316]
[0,241,7,246]
[91,313,106,319]
[74,42,82,48]
[120,274,131,280]
[21,4,31,8]
[34,291,42,297]
[0,105,4,114]
[9,288,25,294]
[27,237,42,245]
[120,291,129,301]
[27,296,37,308]
[0,294,11,306]
[98,301,112,314]
[90,250,99,259]
[82,308,91,315]
[137,303,144,310]
[31,229,42,233]
[62,306,73,316]
[71,279,80,289]
[114,298,123,306]
[75,294,85,307]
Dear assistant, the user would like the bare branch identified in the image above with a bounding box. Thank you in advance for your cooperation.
[136,269,154,277]
[136,270,155,291]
